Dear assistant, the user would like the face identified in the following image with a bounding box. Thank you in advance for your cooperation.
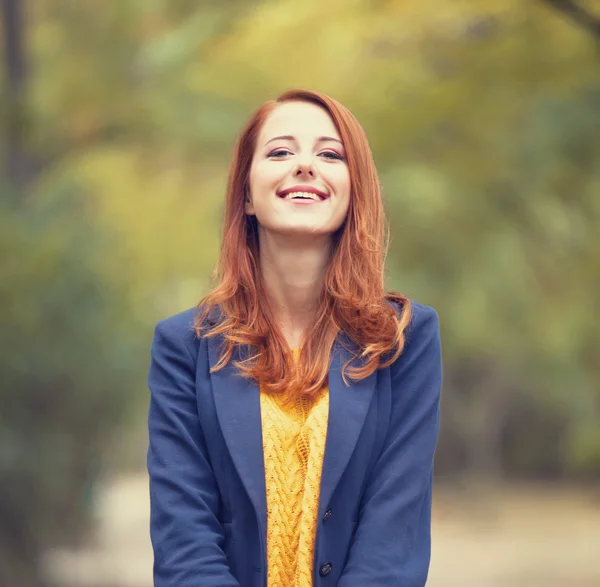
[246,101,351,241]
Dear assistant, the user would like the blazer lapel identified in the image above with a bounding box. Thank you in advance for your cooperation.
[208,332,376,532]
[208,336,267,533]
[318,339,377,520]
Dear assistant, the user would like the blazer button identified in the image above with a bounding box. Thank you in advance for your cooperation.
[323,508,332,521]
[319,562,333,576]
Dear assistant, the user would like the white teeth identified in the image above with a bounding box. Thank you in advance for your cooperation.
[284,191,322,201]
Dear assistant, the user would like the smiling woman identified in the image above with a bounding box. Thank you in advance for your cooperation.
[147,89,442,587]
[246,100,351,245]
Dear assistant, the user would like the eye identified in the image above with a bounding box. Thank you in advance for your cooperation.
[267,149,291,158]
[319,151,344,161]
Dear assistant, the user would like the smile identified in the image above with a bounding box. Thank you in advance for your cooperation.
[277,184,330,202]
[279,191,326,202]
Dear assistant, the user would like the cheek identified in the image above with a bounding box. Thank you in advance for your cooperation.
[325,166,351,200]
[250,160,287,193]
[248,163,262,194]
[337,170,351,215]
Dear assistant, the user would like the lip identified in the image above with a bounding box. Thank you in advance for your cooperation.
[277,185,329,201]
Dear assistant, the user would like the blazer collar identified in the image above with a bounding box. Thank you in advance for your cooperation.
[208,334,376,528]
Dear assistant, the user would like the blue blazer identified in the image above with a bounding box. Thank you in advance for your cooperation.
[147,301,442,587]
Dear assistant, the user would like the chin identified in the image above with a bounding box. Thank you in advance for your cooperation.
[276,226,333,239]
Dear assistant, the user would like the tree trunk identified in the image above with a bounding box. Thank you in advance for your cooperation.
[540,0,600,38]
[1,0,30,193]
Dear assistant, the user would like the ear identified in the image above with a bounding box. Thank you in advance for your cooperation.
[244,187,255,216]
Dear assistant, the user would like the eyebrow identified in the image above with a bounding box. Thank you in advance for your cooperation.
[264,135,343,147]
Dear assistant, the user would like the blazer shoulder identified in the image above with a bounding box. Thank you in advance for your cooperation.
[406,300,439,333]
[153,306,199,357]
[389,299,441,377]
[386,297,439,331]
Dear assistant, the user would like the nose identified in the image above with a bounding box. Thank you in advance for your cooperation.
[293,156,315,178]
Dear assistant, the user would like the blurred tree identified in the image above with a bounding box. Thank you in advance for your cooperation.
[1,2,147,583]
[0,185,146,586]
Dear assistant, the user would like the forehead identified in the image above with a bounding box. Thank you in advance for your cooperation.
[257,101,340,143]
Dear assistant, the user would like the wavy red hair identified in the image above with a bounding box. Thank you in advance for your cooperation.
[194,89,411,398]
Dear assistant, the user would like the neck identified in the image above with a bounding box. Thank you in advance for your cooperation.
[258,231,332,348]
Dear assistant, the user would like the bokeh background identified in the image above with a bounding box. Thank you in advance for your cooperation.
[2,1,600,586]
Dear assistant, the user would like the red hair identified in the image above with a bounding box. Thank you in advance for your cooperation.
[194,89,411,398]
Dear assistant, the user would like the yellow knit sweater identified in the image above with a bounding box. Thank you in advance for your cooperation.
[259,363,329,587]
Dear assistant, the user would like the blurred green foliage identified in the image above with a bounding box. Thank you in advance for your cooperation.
[1,0,599,582]
[0,182,147,584]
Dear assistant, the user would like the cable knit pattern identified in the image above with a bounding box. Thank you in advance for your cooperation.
[260,358,329,587]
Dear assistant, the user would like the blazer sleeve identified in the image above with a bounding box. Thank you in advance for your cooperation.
[337,304,442,587]
[147,318,240,587]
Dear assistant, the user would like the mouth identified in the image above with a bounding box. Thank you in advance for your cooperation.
[276,187,329,203]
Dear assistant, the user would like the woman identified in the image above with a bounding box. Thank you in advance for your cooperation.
[147,89,442,587]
